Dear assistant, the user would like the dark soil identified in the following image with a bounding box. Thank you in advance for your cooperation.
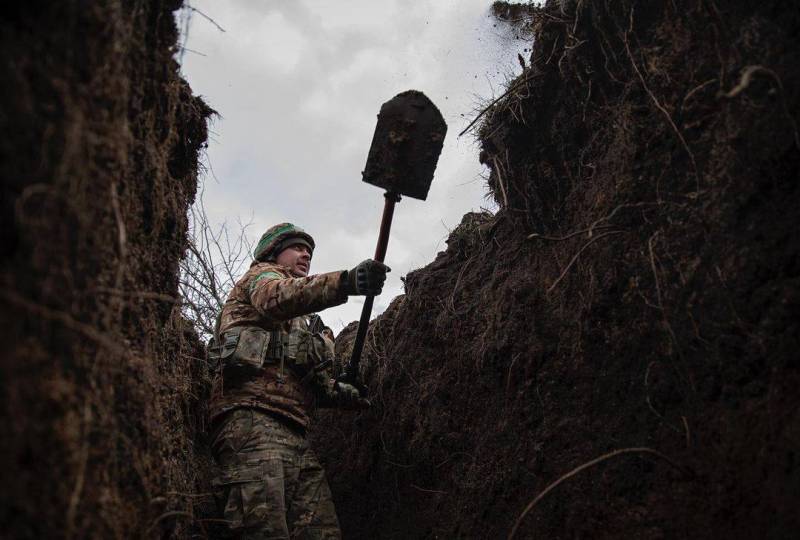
[315,1,800,538]
[0,1,212,538]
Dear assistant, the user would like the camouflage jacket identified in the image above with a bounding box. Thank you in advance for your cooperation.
[209,262,348,428]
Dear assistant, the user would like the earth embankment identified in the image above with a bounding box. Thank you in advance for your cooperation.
[1,2,211,537]
[316,1,800,538]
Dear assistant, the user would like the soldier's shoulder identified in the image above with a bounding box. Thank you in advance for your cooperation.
[245,262,290,277]
[249,261,288,274]
[245,262,290,286]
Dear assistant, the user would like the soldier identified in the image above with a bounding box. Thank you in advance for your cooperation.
[207,223,388,539]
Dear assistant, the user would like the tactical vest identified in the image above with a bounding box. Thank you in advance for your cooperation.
[207,315,334,428]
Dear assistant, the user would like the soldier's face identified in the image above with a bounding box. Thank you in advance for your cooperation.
[275,244,312,277]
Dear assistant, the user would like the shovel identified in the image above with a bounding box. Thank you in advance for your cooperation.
[339,90,447,393]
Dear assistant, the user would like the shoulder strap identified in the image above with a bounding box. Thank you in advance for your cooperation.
[308,314,324,334]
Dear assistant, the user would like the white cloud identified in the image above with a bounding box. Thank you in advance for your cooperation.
[180,0,527,331]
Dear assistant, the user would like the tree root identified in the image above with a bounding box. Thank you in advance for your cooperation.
[508,447,692,540]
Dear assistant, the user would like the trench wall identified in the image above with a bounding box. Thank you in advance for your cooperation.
[0,2,212,537]
[317,1,800,538]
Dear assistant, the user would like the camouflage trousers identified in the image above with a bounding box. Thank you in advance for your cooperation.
[211,409,341,539]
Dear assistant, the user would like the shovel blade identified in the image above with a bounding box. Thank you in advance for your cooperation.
[362,90,447,201]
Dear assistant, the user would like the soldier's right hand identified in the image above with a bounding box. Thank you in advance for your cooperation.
[334,382,371,409]
[345,259,390,296]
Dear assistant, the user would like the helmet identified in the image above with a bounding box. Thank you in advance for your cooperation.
[253,223,315,262]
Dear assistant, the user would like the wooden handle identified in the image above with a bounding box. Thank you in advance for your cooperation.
[346,192,401,379]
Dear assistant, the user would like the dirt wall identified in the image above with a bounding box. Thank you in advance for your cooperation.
[316,1,800,538]
[0,1,211,538]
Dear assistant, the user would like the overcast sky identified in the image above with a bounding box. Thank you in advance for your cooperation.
[179,1,530,331]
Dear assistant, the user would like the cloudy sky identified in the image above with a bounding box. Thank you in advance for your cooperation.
[179,1,530,331]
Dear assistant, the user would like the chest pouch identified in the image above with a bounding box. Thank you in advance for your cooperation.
[284,328,331,375]
[209,326,271,374]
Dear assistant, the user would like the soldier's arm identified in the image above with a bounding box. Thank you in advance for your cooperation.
[248,269,348,324]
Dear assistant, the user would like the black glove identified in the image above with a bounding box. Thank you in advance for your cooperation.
[334,382,371,409]
[344,259,390,296]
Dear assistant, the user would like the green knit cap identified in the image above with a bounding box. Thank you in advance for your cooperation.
[253,223,315,262]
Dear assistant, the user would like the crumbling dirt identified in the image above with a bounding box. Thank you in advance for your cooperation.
[0,1,212,538]
[315,1,800,538]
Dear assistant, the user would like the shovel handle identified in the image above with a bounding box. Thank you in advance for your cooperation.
[344,192,401,387]
[373,191,401,262]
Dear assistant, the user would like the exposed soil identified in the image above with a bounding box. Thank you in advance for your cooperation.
[315,1,800,539]
[0,1,212,538]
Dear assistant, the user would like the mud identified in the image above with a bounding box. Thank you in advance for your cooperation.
[0,1,212,538]
[315,1,800,538]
